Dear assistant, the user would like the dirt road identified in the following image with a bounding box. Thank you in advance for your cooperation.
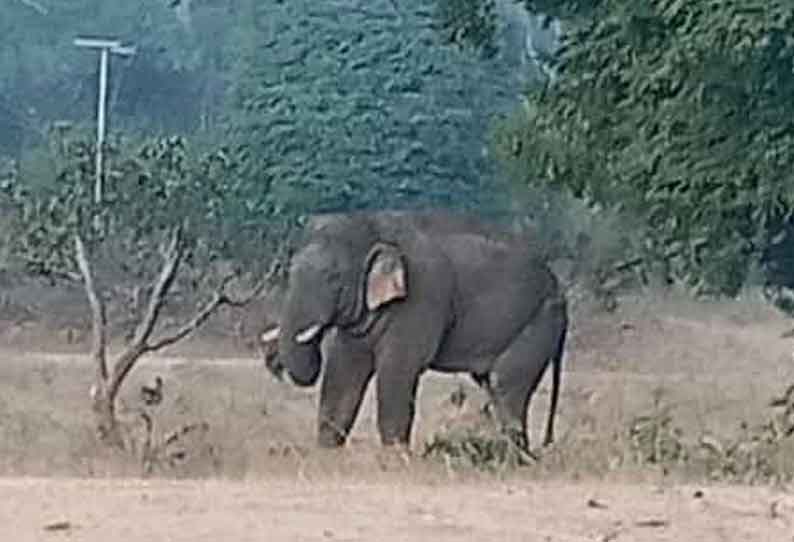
[4,477,792,542]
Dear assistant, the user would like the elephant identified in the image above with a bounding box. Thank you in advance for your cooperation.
[260,210,568,452]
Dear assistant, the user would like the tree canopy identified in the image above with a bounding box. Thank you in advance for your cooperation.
[4,0,794,302]
[491,0,794,296]
[226,0,533,218]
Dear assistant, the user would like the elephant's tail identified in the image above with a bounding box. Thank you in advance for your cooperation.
[543,303,567,447]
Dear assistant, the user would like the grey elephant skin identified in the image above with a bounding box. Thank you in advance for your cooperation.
[261,210,568,451]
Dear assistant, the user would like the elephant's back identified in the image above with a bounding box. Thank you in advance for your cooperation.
[368,210,515,241]
[435,233,560,355]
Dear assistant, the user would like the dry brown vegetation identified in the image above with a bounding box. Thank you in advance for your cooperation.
[2,284,794,540]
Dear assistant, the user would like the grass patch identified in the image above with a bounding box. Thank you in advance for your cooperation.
[422,426,534,473]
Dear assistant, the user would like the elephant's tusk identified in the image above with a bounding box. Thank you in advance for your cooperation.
[295,323,322,344]
[260,326,280,343]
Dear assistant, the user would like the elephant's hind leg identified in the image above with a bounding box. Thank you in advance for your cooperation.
[488,304,565,452]
[470,372,495,418]
[470,372,490,389]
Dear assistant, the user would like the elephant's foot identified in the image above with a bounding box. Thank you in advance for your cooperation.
[376,443,413,471]
[501,426,539,464]
[317,414,352,447]
[317,423,348,448]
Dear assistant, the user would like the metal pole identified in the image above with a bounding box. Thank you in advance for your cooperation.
[95,46,109,207]
[74,37,135,234]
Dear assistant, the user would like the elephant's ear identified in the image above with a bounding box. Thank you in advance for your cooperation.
[364,243,407,311]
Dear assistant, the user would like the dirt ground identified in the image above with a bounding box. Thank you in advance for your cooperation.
[4,477,794,542]
[3,289,794,540]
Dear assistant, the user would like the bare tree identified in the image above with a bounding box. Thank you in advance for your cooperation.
[5,134,290,451]
[75,226,277,447]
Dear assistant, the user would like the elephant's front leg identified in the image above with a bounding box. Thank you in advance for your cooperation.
[372,305,447,448]
[375,364,422,447]
[317,334,374,448]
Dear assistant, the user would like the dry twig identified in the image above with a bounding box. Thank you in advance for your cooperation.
[17,0,48,15]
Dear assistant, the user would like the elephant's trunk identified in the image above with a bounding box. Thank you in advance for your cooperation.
[260,326,321,386]
[278,333,322,387]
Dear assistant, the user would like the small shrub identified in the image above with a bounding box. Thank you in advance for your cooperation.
[626,388,689,468]
[114,383,219,478]
[137,416,217,478]
[420,383,794,483]
[697,384,794,485]
[422,425,534,473]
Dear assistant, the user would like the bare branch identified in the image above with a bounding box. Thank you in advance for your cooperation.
[17,0,48,15]
[49,269,83,283]
[223,286,264,308]
[103,227,184,401]
[128,226,183,349]
[224,256,283,308]
[74,234,108,382]
[144,288,228,352]
[23,261,82,284]
[103,234,285,411]
[106,345,147,408]
[144,256,282,352]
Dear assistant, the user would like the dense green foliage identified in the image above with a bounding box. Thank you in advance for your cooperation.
[434,0,500,57]
[227,1,528,216]
[3,1,532,222]
[492,0,794,296]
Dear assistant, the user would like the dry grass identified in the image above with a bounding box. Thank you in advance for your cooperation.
[1,286,794,487]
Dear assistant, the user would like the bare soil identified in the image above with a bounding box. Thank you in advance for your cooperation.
[2,288,794,540]
[4,477,794,542]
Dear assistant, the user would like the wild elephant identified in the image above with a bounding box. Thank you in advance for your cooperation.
[260,210,568,452]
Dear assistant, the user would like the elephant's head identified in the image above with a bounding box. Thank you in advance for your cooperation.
[261,220,408,386]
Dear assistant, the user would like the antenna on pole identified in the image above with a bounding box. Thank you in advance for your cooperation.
[74,36,136,233]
